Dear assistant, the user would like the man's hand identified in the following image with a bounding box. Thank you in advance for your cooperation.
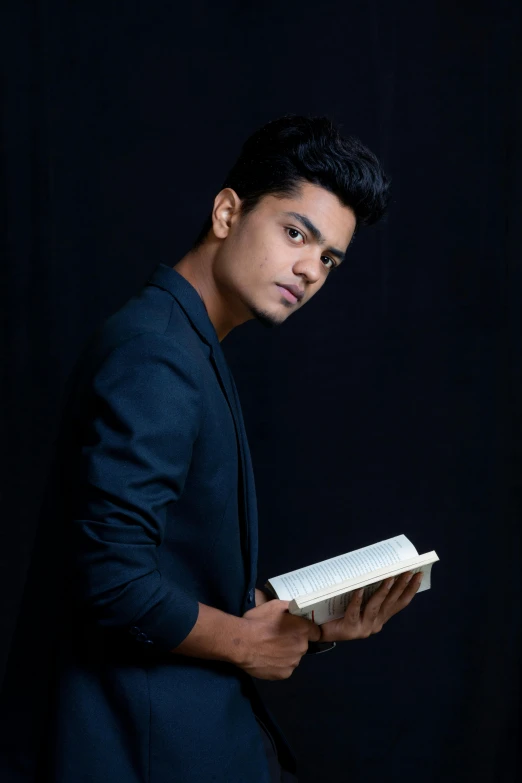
[236,599,321,681]
[319,570,423,643]
[170,574,420,675]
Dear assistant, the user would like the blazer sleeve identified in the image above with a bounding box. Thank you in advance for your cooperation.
[68,331,202,652]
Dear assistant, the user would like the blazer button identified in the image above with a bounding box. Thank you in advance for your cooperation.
[136,632,148,642]
[129,626,140,636]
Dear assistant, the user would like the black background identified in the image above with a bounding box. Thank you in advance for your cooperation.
[1,1,521,781]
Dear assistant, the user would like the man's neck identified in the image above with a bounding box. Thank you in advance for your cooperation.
[173,247,249,342]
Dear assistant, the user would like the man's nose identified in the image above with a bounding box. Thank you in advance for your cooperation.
[293,254,323,283]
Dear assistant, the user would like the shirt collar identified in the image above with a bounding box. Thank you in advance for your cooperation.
[147,262,221,349]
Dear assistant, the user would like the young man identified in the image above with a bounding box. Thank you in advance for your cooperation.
[0,115,422,783]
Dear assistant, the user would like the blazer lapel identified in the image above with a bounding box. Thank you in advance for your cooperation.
[225,368,258,582]
[147,264,257,588]
[208,346,258,586]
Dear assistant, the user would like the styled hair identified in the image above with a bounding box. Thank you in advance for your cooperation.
[192,113,391,248]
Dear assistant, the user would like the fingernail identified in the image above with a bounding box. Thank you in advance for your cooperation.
[405,573,414,583]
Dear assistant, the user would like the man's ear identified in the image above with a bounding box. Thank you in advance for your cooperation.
[211,188,242,239]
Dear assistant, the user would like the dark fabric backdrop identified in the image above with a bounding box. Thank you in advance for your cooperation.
[1,1,521,781]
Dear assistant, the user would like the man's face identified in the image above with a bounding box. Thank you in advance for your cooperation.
[213,181,357,329]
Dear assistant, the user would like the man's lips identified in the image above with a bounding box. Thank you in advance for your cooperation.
[276,284,304,304]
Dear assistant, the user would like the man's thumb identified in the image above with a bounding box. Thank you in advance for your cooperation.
[307,620,322,642]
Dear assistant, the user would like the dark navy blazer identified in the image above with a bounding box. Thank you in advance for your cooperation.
[0,263,296,782]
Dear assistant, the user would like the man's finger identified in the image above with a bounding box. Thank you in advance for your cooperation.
[380,571,414,604]
[358,578,397,632]
[349,588,365,605]
[305,618,322,642]
[362,578,395,618]
[383,572,422,618]
[396,571,423,604]
[345,588,364,624]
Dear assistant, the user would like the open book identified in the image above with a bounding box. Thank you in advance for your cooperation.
[265,534,439,625]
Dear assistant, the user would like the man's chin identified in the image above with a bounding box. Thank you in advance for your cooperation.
[248,304,286,329]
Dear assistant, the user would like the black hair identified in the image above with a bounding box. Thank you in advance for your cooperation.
[192,113,391,249]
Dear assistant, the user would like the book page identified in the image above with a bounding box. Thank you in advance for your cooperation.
[291,560,436,625]
[292,551,438,606]
[267,534,418,601]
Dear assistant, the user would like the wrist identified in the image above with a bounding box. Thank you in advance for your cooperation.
[315,620,338,644]
[220,615,254,668]
[171,603,254,668]
[307,617,339,653]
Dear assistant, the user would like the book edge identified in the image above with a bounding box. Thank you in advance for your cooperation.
[288,551,439,609]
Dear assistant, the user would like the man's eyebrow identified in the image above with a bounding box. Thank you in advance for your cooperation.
[282,211,346,263]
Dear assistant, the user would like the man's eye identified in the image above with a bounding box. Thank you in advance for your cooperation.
[286,227,304,242]
[322,256,336,270]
